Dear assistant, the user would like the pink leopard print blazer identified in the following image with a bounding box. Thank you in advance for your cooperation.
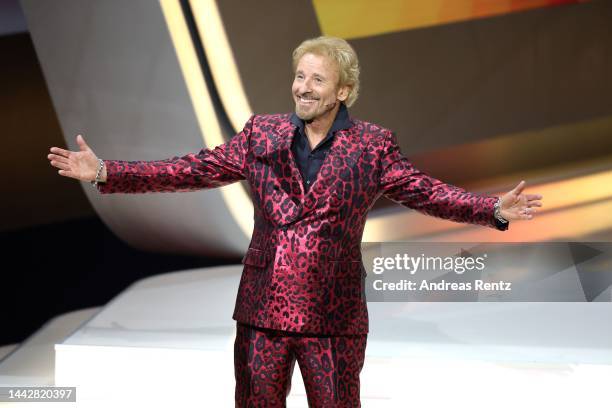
[97,113,506,335]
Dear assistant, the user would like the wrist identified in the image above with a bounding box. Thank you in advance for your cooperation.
[90,159,106,187]
[493,197,509,224]
[100,163,107,182]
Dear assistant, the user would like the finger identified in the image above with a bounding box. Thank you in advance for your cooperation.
[516,209,533,220]
[527,201,543,208]
[50,160,71,171]
[512,180,526,195]
[76,134,90,151]
[525,194,543,200]
[50,147,72,158]
[47,154,69,164]
[522,208,536,218]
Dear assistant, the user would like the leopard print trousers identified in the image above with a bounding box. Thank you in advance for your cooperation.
[234,322,367,407]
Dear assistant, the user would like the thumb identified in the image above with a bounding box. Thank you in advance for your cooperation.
[511,180,526,196]
[76,134,90,152]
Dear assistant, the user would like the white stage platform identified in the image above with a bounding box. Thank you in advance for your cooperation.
[43,264,611,407]
[1,264,610,407]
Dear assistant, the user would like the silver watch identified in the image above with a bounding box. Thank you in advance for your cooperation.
[493,198,508,223]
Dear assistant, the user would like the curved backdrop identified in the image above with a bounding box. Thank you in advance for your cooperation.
[21,0,612,257]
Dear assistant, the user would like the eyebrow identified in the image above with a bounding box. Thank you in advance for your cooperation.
[295,70,327,80]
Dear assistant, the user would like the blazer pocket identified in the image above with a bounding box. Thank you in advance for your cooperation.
[241,247,269,268]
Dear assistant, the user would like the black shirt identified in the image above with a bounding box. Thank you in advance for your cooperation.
[290,102,352,193]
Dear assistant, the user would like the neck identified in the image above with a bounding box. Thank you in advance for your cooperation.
[304,101,340,138]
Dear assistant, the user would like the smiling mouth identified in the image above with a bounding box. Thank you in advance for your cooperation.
[297,95,318,104]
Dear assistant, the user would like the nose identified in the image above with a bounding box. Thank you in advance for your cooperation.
[297,78,312,95]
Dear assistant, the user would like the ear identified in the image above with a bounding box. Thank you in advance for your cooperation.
[337,84,351,102]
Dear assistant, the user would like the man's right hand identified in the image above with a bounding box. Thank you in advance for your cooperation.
[47,134,106,182]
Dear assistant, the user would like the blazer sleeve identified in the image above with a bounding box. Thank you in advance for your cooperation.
[378,130,508,231]
[95,115,255,194]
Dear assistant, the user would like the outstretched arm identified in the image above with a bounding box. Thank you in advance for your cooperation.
[48,115,255,194]
[378,131,543,230]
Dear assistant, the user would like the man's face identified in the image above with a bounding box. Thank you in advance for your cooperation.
[292,53,348,121]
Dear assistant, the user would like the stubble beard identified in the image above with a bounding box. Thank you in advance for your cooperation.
[295,105,316,121]
[294,98,336,122]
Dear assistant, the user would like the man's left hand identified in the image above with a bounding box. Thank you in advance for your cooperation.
[499,180,543,221]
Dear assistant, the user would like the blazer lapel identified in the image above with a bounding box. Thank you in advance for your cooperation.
[301,126,364,216]
[265,121,304,224]
[276,121,305,200]
[268,118,363,223]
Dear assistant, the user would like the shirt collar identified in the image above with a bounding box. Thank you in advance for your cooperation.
[290,102,352,137]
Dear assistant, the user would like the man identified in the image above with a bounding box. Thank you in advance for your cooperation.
[47,36,543,407]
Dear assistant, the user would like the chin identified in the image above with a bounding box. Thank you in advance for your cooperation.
[295,107,316,121]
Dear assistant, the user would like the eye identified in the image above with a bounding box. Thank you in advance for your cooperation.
[315,77,323,83]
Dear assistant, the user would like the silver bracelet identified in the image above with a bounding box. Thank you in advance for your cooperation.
[90,159,105,188]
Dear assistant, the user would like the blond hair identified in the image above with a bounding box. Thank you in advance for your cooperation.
[292,36,360,107]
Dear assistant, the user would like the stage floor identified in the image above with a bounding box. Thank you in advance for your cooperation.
[1,262,610,407]
[48,263,612,407]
